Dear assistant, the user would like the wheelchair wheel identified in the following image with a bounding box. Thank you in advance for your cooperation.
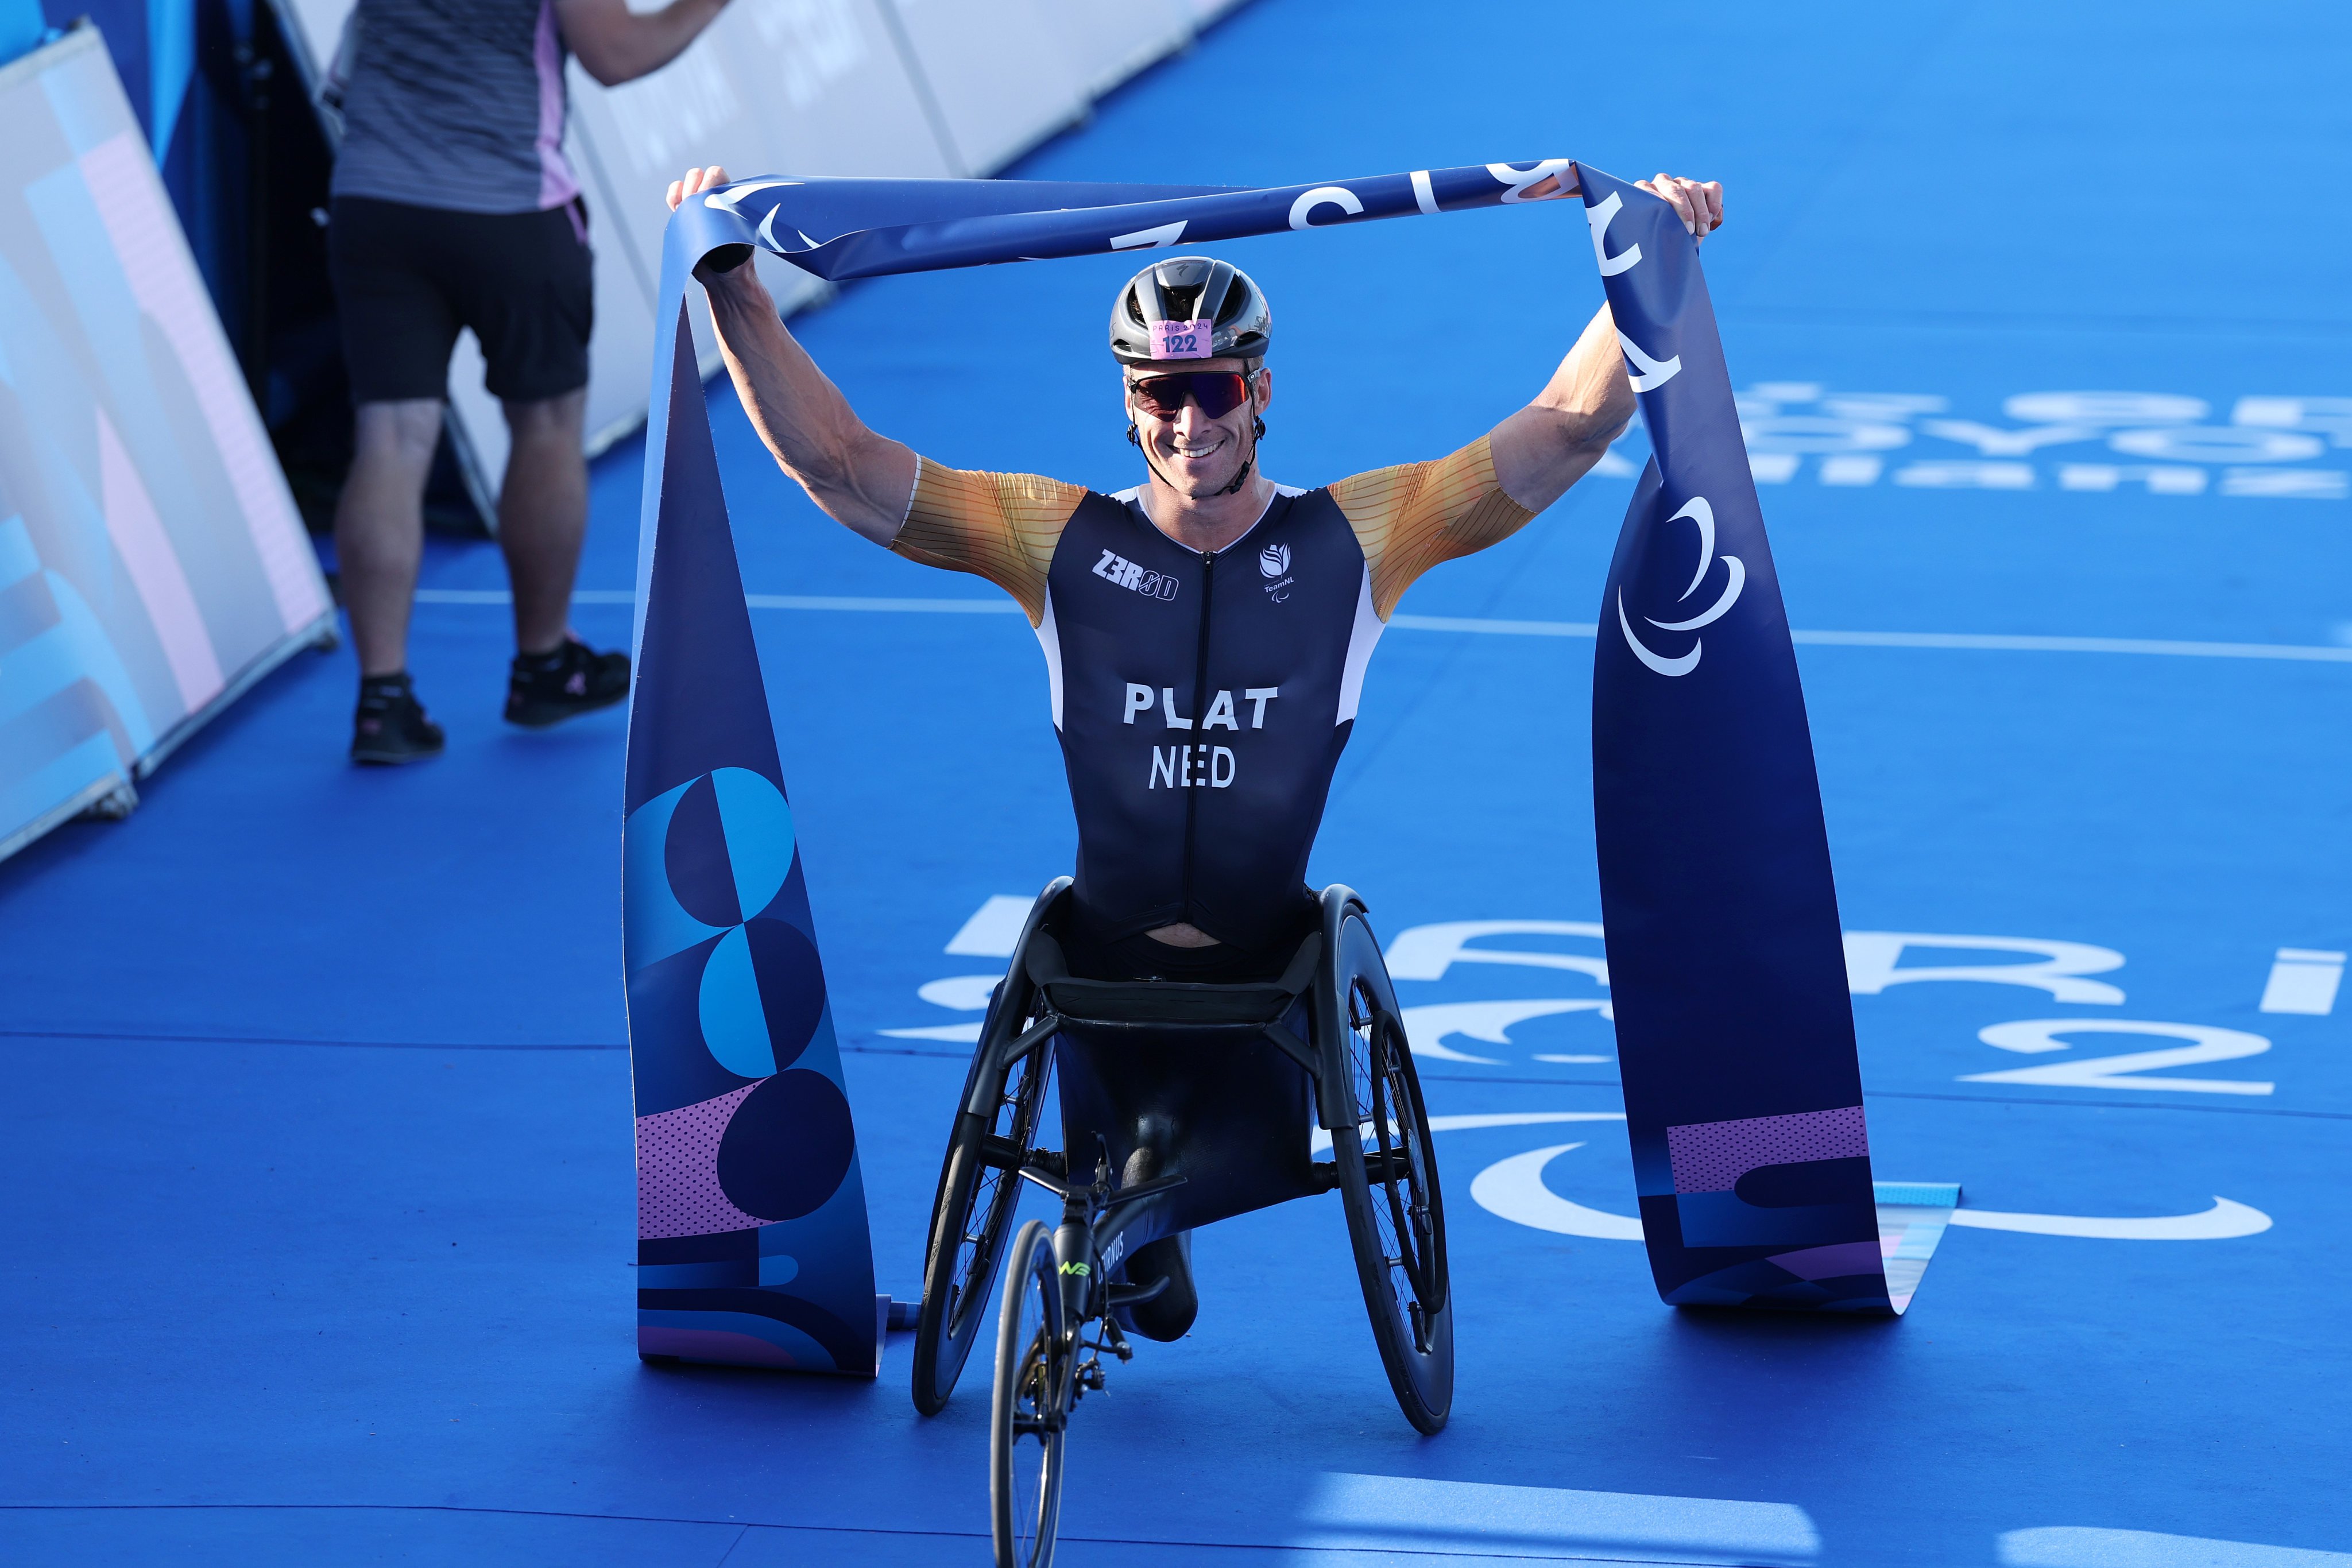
[1329,909,1454,1435]
[991,1220,1069,1568]
[912,979,1057,1415]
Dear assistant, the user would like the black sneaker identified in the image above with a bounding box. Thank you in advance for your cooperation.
[504,636,630,728]
[350,673,444,765]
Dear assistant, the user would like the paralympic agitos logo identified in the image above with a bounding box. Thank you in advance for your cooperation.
[1616,495,1745,677]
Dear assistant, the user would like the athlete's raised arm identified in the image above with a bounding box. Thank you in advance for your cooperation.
[1487,173,1724,513]
[667,165,918,545]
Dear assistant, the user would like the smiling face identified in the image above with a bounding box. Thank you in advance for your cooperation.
[1123,357,1273,499]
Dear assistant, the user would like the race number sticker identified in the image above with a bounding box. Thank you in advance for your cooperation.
[1152,318,1214,359]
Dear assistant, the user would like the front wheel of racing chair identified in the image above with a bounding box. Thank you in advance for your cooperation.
[911,882,1069,1416]
[990,1219,1070,1568]
[1322,888,1454,1434]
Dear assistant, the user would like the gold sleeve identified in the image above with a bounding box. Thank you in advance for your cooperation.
[1329,436,1538,621]
[888,458,1087,627]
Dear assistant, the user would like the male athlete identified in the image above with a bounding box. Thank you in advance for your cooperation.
[665,164,1722,1333]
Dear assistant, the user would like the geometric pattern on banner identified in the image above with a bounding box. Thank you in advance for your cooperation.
[636,1083,766,1238]
[622,292,875,1376]
[647,155,1958,1323]
[1668,1107,1871,1193]
[1576,162,1955,1316]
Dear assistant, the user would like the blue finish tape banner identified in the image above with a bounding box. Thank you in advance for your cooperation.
[623,295,879,1377]
[658,158,1588,285]
[637,158,1943,1353]
[1578,166,1916,1314]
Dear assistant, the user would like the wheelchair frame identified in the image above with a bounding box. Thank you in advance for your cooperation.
[908,880,1454,1568]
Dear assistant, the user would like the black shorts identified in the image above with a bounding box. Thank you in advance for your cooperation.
[328,195,594,405]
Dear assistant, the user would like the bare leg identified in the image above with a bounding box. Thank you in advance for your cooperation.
[334,399,443,677]
[498,389,589,656]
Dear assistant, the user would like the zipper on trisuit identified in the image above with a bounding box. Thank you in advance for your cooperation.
[1179,549,1216,920]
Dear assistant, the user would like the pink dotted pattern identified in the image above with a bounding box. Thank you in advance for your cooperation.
[1666,1105,1869,1194]
[636,1082,770,1239]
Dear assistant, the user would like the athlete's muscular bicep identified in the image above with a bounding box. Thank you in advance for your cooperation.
[891,461,1082,626]
[1486,302,1639,514]
[701,262,919,545]
[1333,438,1537,621]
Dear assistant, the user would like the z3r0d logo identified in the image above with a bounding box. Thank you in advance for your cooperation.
[1093,548,1179,601]
[1616,497,1744,677]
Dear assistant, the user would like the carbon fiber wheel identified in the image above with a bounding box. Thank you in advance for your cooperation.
[1329,908,1453,1434]
[912,980,1055,1416]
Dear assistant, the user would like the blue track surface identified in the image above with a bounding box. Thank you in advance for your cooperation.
[6,2,2350,1562]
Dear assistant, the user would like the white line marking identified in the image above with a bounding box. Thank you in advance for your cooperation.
[1401,999,1610,1064]
[1948,1197,2272,1240]
[916,975,1000,1011]
[2000,1525,2352,1567]
[2260,948,2344,1015]
[876,1022,984,1043]
[744,594,1021,614]
[415,588,1020,614]
[945,894,1034,957]
[415,591,2352,661]
[1788,629,2352,662]
[1388,613,1600,637]
[1299,1470,1820,1561]
[1309,1110,1623,1157]
[1469,1143,1648,1240]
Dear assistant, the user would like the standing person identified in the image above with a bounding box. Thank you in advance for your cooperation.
[328,0,732,764]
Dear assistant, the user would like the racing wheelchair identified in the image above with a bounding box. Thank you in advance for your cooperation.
[908,880,1452,1568]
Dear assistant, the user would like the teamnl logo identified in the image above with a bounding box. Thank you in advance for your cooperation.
[1091,548,1178,601]
[1258,541,1294,602]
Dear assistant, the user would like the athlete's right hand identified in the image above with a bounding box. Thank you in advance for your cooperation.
[666,164,730,212]
[668,164,760,285]
[1635,173,1724,242]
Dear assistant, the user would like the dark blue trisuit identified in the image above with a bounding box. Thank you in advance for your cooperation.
[890,437,1535,976]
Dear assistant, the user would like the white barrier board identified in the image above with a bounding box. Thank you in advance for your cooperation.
[0,28,335,858]
[1032,0,1194,97]
[880,0,1088,176]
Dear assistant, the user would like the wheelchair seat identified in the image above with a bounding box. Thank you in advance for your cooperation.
[1019,927,1322,1029]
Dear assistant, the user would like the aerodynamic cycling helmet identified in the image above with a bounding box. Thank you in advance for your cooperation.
[1108,256,1271,368]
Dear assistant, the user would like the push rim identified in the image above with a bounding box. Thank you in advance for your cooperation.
[914,989,1054,1414]
[1352,977,1448,1324]
[1333,910,1453,1432]
[950,1028,1053,1341]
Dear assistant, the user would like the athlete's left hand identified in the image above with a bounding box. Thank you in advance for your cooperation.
[1636,174,1724,242]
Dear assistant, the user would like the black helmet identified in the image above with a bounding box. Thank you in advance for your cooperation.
[1109,256,1271,368]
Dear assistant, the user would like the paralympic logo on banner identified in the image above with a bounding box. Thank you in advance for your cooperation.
[1615,497,1746,677]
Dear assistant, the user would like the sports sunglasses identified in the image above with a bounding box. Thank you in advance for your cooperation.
[1127,370,1254,420]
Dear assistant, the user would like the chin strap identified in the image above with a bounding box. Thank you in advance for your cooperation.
[1211,413,1268,496]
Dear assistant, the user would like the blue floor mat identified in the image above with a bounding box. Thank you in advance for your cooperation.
[4,0,2349,1562]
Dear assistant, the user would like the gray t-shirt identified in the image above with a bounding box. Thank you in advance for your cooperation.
[331,0,581,214]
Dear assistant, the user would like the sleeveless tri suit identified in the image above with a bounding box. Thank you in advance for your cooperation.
[889,438,1537,960]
